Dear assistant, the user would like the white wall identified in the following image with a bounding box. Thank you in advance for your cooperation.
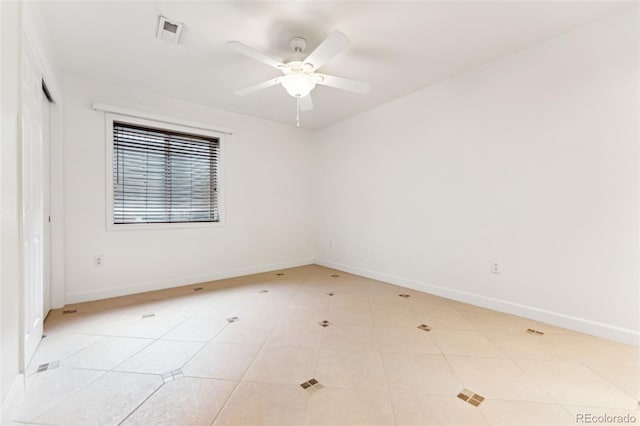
[63,74,315,303]
[314,9,639,345]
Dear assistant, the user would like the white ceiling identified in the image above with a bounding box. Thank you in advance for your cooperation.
[37,1,631,129]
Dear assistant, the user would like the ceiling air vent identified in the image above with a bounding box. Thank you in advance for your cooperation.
[156,16,183,44]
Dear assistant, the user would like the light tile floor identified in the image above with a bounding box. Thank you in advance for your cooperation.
[11,265,640,426]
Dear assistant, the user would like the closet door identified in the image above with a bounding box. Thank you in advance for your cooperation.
[21,33,45,366]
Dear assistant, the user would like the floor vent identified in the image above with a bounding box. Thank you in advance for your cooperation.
[330,274,340,278]
[417,324,432,332]
[457,389,485,406]
[526,328,544,336]
[398,294,411,298]
[318,320,332,328]
[62,309,78,315]
[276,273,285,276]
[193,287,204,292]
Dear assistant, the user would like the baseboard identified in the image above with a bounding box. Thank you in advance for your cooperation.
[316,259,640,347]
[0,373,25,425]
[65,257,315,304]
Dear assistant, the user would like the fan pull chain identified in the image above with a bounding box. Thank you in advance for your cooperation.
[296,97,301,127]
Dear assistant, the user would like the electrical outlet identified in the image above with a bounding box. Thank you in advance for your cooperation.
[490,259,501,274]
[94,255,104,268]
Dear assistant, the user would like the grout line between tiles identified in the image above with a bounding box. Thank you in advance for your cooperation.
[474,326,569,411]
[25,368,110,424]
[60,288,251,425]
[426,333,495,425]
[276,271,322,423]
[441,354,493,425]
[48,334,153,371]
[209,266,316,426]
[374,297,422,426]
[116,379,165,426]
[37,334,116,367]
[376,345,399,426]
[575,358,640,403]
[171,323,232,375]
[105,301,225,375]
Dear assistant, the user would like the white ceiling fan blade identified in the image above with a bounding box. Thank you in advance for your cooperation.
[234,77,281,96]
[299,94,314,111]
[303,31,351,71]
[315,74,370,95]
[226,41,287,71]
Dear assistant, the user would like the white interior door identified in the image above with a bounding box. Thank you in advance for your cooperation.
[42,88,52,318]
[22,34,45,365]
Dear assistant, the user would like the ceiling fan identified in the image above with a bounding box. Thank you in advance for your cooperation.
[226,30,371,126]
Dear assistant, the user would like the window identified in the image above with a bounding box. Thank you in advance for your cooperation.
[110,118,221,226]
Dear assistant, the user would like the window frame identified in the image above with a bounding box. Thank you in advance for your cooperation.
[105,113,226,231]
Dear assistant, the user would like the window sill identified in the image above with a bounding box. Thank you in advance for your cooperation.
[106,221,225,232]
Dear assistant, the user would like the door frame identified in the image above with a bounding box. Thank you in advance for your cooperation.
[42,84,52,318]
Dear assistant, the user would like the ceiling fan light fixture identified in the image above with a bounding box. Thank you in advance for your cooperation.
[280,74,317,98]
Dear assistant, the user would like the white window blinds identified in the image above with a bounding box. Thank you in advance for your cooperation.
[112,121,220,224]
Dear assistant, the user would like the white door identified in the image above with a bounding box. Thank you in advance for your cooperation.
[42,88,52,318]
[22,34,45,365]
